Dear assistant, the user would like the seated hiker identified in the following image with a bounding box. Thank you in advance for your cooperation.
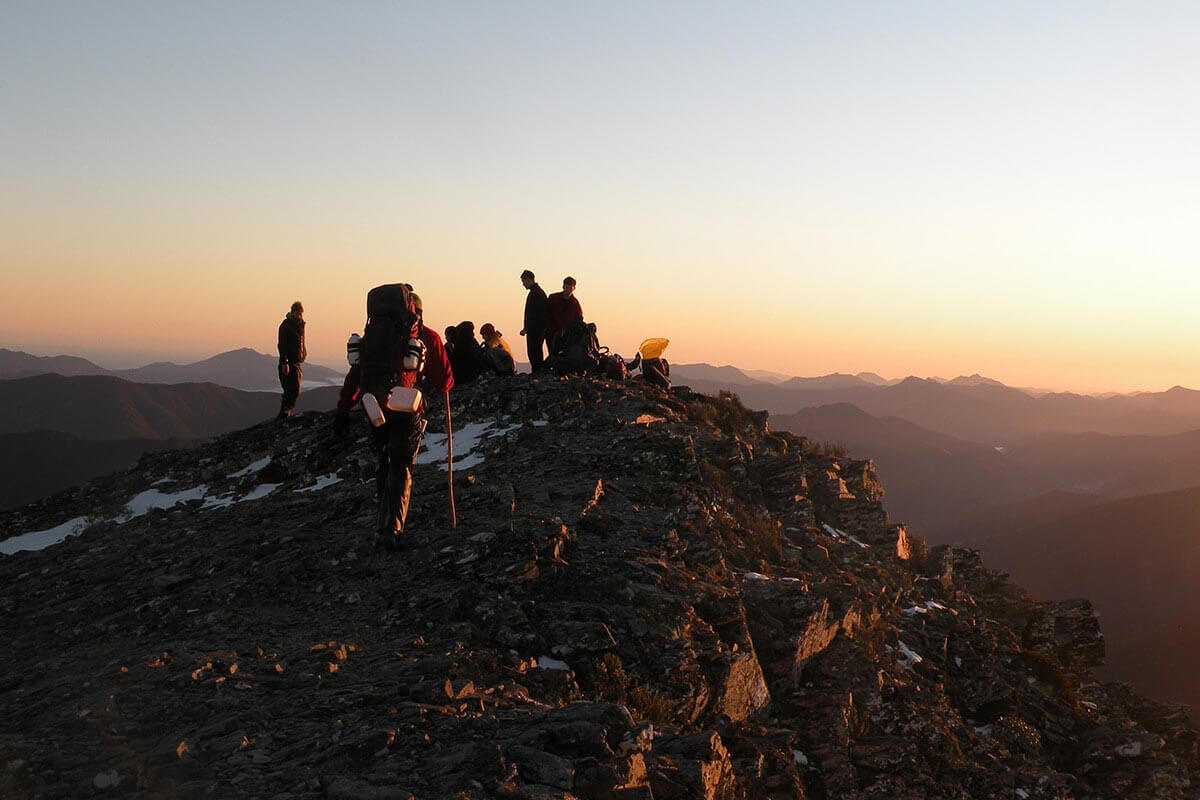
[448,320,491,384]
[636,337,670,389]
[480,323,516,375]
[333,287,453,549]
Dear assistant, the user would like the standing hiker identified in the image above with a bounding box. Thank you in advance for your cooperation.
[277,301,306,419]
[546,276,583,355]
[519,269,550,372]
[333,287,453,549]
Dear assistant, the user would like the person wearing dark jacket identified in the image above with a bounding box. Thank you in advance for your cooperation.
[546,276,583,354]
[277,301,306,419]
[448,321,490,384]
[519,269,550,372]
[334,292,453,549]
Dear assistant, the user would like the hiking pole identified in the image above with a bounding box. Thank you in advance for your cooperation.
[445,393,457,528]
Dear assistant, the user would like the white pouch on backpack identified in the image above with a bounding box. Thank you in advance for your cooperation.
[386,386,422,413]
[361,392,387,427]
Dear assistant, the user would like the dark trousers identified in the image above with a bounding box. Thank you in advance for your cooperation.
[278,363,302,415]
[372,410,424,534]
[527,330,548,372]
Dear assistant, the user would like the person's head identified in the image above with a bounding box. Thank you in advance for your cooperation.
[290,301,304,318]
[409,292,423,318]
[480,323,496,339]
[520,269,536,289]
[458,321,475,339]
[444,326,456,343]
[562,277,576,297]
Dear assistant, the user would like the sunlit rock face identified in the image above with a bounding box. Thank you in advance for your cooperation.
[1,373,1197,799]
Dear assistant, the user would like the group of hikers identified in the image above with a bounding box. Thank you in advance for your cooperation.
[274,272,671,550]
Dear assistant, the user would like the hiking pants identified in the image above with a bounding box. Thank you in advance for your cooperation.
[278,362,302,415]
[527,329,547,373]
[372,410,424,535]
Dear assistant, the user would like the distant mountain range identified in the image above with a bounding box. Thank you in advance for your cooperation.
[674,371,1200,441]
[0,347,344,390]
[0,373,341,441]
[0,374,341,508]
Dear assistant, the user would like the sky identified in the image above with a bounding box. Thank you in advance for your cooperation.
[1,1,1197,393]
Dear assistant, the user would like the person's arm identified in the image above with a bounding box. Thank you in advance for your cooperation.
[336,365,362,413]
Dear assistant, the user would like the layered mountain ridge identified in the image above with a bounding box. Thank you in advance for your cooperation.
[1,376,1197,799]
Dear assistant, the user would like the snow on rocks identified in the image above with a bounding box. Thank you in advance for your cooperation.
[120,485,209,521]
[0,516,90,555]
[535,655,572,671]
[896,640,924,670]
[294,473,343,493]
[417,419,523,471]
[227,456,271,478]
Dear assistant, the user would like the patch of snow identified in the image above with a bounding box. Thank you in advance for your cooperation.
[203,483,281,509]
[238,483,280,502]
[1015,790,1029,799]
[896,641,923,669]
[1,516,91,555]
[792,749,809,766]
[151,477,172,486]
[294,473,343,493]
[846,533,869,548]
[994,446,1009,455]
[121,485,208,521]
[201,494,236,510]
[532,420,549,427]
[955,656,962,667]
[780,577,803,583]
[536,655,571,671]
[417,420,522,471]
[973,724,993,736]
[743,571,771,580]
[903,605,929,616]
[228,456,271,478]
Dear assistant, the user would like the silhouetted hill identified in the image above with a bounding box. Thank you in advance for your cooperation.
[938,490,1111,547]
[0,430,194,510]
[681,375,1200,441]
[0,347,344,390]
[112,347,343,389]
[973,485,1200,714]
[670,363,759,386]
[0,374,340,440]
[0,348,107,379]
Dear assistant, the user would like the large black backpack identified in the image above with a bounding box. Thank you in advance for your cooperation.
[360,283,421,404]
[548,318,600,375]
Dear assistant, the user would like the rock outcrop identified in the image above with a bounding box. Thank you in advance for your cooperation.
[1,375,1197,799]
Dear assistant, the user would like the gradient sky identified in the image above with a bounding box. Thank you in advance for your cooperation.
[2,2,1197,393]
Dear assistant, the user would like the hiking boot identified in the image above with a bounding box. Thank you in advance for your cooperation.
[375,529,403,552]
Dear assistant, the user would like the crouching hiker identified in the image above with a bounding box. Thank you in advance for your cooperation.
[333,286,453,550]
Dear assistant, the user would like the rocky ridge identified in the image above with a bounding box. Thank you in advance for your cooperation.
[1,375,1198,799]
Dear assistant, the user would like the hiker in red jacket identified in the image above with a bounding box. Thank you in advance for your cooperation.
[333,292,453,547]
[546,276,583,353]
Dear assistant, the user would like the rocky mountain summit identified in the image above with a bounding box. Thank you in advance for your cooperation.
[2,376,1198,799]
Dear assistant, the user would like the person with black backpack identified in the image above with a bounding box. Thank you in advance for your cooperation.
[276,300,306,420]
[333,286,453,549]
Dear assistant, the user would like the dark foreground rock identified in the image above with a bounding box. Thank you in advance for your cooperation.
[1,375,1197,798]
